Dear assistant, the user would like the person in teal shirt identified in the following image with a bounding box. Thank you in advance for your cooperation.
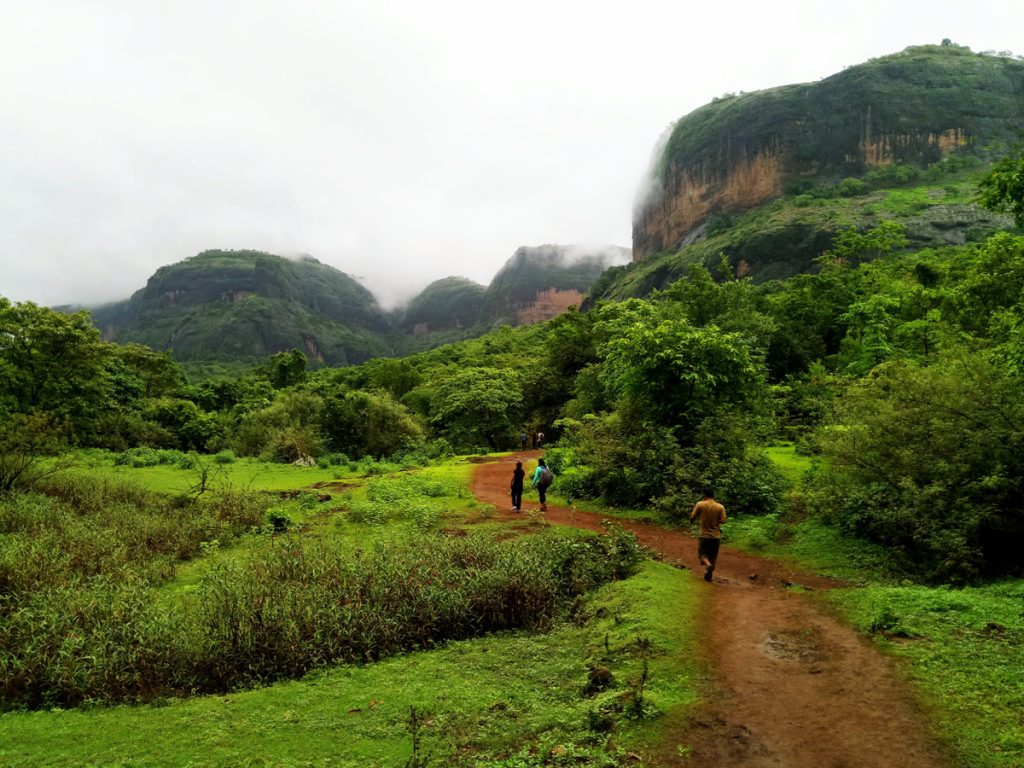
[531,458,552,511]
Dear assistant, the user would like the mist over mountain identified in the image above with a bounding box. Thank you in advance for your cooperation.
[87,244,629,366]
[91,250,392,366]
[593,44,1024,301]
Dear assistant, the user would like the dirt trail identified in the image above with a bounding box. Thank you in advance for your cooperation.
[472,454,950,768]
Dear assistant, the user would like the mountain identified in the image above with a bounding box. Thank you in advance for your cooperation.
[626,44,1024,292]
[91,250,392,366]
[397,277,487,336]
[389,244,630,353]
[479,244,630,326]
[89,244,630,367]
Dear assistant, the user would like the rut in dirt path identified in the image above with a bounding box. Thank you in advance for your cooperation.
[471,454,951,768]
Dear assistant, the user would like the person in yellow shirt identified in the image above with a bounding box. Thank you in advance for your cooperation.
[690,488,727,582]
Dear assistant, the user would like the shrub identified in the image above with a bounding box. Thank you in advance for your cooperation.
[809,356,1024,582]
[213,450,237,464]
[0,528,642,708]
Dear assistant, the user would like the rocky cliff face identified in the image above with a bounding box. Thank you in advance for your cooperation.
[633,45,1024,260]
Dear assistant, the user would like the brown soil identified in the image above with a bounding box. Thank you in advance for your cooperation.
[471,454,950,768]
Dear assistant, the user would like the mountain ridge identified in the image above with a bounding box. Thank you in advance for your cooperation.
[88,244,629,366]
[633,43,1024,263]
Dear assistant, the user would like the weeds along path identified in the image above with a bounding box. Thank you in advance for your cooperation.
[472,455,950,768]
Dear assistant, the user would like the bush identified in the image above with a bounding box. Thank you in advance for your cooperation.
[113,447,199,469]
[316,452,350,469]
[836,177,869,197]
[0,475,269,598]
[213,450,237,464]
[0,528,642,708]
[552,466,601,501]
[809,356,1024,582]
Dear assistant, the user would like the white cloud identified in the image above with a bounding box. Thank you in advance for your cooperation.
[1,0,1022,308]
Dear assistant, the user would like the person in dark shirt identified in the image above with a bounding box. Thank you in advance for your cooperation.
[510,461,526,512]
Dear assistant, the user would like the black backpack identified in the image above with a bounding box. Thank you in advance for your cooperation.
[538,466,554,487]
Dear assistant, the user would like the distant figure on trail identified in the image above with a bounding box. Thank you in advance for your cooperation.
[536,430,545,449]
[520,430,528,451]
[690,488,727,582]
[531,431,537,449]
[511,461,526,512]
[532,458,553,511]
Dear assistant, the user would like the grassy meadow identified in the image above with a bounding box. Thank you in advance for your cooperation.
[3,445,1023,767]
[0,453,702,767]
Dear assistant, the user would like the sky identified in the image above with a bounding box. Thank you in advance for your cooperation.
[2,1,1022,309]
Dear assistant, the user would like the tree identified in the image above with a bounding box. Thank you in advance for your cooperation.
[0,299,114,439]
[367,359,422,399]
[596,310,763,436]
[824,220,908,267]
[813,354,1024,581]
[266,349,308,389]
[111,343,185,398]
[979,150,1024,228]
[323,389,423,458]
[839,295,900,374]
[0,412,69,492]
[144,398,219,452]
[430,368,523,451]
[231,389,325,459]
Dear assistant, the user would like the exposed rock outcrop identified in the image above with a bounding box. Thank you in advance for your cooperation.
[634,45,1024,260]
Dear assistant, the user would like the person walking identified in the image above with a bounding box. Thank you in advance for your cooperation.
[531,458,553,511]
[520,430,528,451]
[511,461,526,512]
[690,488,727,582]
[536,430,545,449]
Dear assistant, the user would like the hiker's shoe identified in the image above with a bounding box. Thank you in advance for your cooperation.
[540,504,547,511]
[704,564,715,582]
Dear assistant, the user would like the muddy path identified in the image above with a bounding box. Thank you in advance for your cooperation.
[471,454,950,768]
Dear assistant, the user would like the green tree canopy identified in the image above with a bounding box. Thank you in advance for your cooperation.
[323,389,423,459]
[0,299,114,439]
[979,149,1024,227]
[430,367,523,451]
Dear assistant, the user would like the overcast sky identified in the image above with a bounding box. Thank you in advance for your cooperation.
[2,1,1021,309]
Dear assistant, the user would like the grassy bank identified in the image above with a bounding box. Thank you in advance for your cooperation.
[0,560,699,767]
[2,452,702,766]
[752,443,1024,768]
[826,582,1024,768]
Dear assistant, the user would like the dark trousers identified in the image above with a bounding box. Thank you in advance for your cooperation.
[537,485,547,505]
[511,488,523,510]
[698,537,721,564]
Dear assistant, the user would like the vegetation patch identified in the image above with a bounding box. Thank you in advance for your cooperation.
[826,583,1024,768]
[0,560,698,767]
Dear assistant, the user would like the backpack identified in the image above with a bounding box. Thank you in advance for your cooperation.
[538,466,554,487]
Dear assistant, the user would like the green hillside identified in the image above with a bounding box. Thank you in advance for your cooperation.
[480,244,629,325]
[633,43,1024,265]
[597,168,1015,302]
[397,276,486,334]
[91,250,392,366]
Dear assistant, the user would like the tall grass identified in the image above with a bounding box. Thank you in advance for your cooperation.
[1,524,642,709]
[0,474,269,596]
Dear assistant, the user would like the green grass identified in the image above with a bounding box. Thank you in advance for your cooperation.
[162,462,476,594]
[754,441,1024,766]
[824,582,1024,768]
[761,442,816,487]
[63,453,361,495]
[0,560,699,767]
